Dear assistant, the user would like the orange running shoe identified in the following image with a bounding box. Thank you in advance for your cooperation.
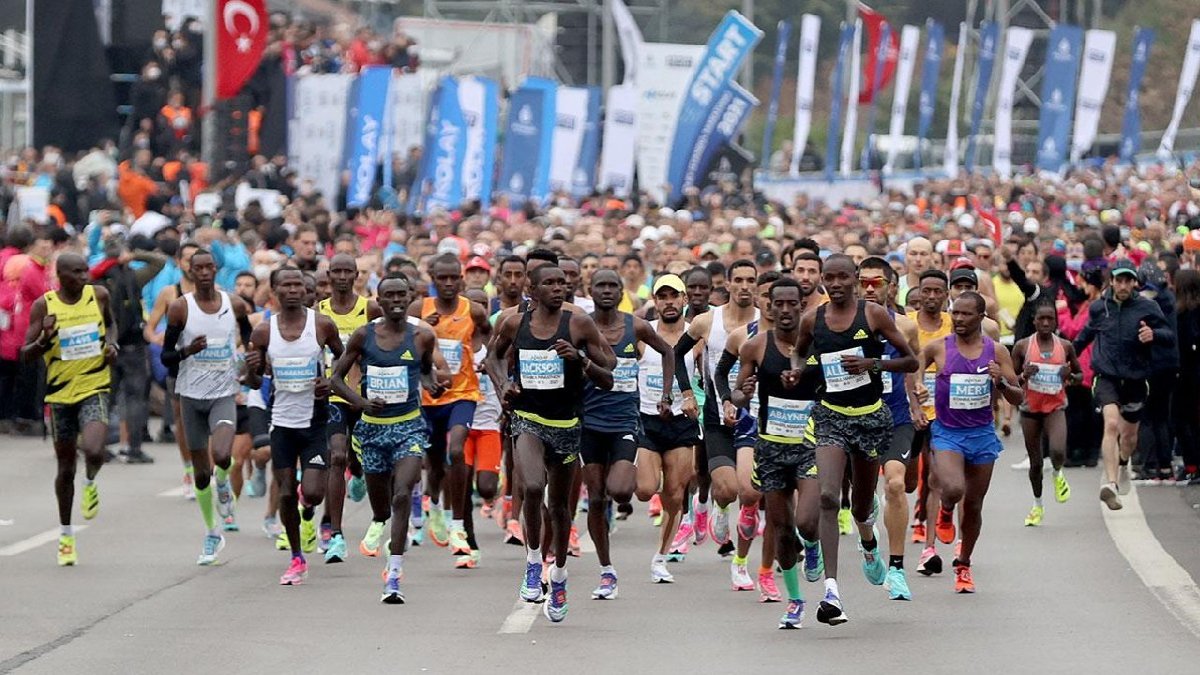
[648,494,662,518]
[934,507,956,545]
[568,525,581,557]
[911,522,926,543]
[954,562,975,593]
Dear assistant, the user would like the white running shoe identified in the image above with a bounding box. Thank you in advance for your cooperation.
[651,559,674,583]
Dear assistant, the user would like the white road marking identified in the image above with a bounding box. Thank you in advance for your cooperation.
[497,600,540,634]
[1102,484,1200,638]
[0,525,90,556]
[157,485,192,498]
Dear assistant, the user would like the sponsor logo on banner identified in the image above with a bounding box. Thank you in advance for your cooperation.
[1070,30,1116,165]
[914,19,944,170]
[411,76,466,213]
[825,22,855,182]
[993,27,1033,178]
[572,87,603,199]
[1036,24,1083,173]
[459,76,499,208]
[761,20,791,167]
[883,25,920,175]
[636,44,702,204]
[600,84,639,197]
[944,24,968,177]
[964,22,1000,173]
[790,14,821,175]
[688,84,758,189]
[289,74,353,204]
[1120,28,1155,161]
[550,87,590,194]
[345,66,392,208]
[498,79,557,208]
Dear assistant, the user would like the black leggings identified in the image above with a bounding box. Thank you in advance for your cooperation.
[1138,370,1177,473]
[1065,385,1099,464]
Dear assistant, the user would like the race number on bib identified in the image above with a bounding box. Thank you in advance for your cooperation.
[881,355,894,394]
[193,337,234,371]
[519,349,565,390]
[643,361,678,399]
[59,323,102,361]
[439,338,464,374]
[820,348,871,392]
[612,357,638,393]
[764,397,813,438]
[1028,363,1063,395]
[949,373,991,409]
[273,357,317,393]
[923,371,937,400]
[365,365,410,404]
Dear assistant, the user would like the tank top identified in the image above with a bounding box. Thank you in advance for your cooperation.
[359,321,421,420]
[757,332,820,443]
[703,304,759,419]
[472,344,502,432]
[268,309,323,429]
[44,285,110,405]
[244,308,271,410]
[318,295,370,405]
[728,320,761,417]
[935,335,996,429]
[917,311,952,421]
[813,300,885,412]
[638,320,693,416]
[512,310,582,424]
[176,291,239,400]
[882,310,912,426]
[1023,336,1068,414]
[583,314,640,432]
[420,296,481,405]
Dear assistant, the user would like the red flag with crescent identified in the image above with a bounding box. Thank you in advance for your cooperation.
[857,3,899,104]
[216,0,269,100]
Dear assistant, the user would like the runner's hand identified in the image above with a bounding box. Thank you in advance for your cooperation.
[987,360,1003,384]
[40,315,57,343]
[552,339,580,361]
[840,354,874,375]
[781,369,801,389]
[912,406,928,430]
[500,381,521,409]
[1138,321,1153,344]
[365,397,386,416]
[681,395,699,420]
[657,398,673,419]
[1022,363,1038,380]
[243,344,261,374]
[187,335,207,356]
[425,312,440,327]
[104,343,118,364]
[914,380,930,405]
[722,400,738,427]
[430,373,450,398]
[314,376,331,399]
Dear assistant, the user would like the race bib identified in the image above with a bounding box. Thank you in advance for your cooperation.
[366,365,410,404]
[1028,363,1063,395]
[193,337,234,372]
[765,397,813,438]
[949,373,991,410]
[923,371,937,400]
[881,355,893,395]
[519,349,564,390]
[439,338,464,374]
[642,361,678,399]
[59,323,102,361]
[479,369,493,395]
[612,357,638,393]
[273,356,317,393]
[820,347,871,392]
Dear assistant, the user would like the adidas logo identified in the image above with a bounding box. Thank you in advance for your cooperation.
[400,350,413,360]
[310,455,326,466]
[806,355,818,365]
[853,329,869,340]
[624,344,635,353]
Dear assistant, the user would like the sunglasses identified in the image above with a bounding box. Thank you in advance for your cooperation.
[857,277,887,290]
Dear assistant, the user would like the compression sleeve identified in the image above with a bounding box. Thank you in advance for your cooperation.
[713,348,738,403]
[161,322,186,370]
[673,332,700,394]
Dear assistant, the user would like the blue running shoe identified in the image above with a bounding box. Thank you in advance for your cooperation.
[816,588,848,626]
[592,571,618,599]
[544,579,568,622]
[779,599,805,629]
[410,489,424,529]
[885,566,912,601]
[348,475,367,503]
[197,533,225,566]
[859,527,886,586]
[520,561,545,602]
[381,574,405,604]
[324,533,347,564]
[802,538,824,582]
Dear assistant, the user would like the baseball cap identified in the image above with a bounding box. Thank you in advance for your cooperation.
[652,273,686,295]
[465,256,491,273]
[1110,258,1138,279]
[949,267,978,287]
[697,242,722,259]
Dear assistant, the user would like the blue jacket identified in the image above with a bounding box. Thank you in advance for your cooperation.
[1073,289,1174,381]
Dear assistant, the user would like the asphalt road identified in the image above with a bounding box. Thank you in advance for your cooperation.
[1,429,1197,674]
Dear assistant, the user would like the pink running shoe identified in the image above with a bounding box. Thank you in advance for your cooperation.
[758,570,782,603]
[693,508,709,545]
[280,556,308,585]
[648,494,663,518]
[670,522,693,556]
[736,505,759,541]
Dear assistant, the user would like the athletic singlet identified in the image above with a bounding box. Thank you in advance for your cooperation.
[1022,336,1068,414]
[359,321,421,420]
[512,310,582,425]
[813,300,885,413]
[704,304,759,420]
[935,335,996,429]
[638,320,693,416]
[728,319,761,417]
[176,291,240,400]
[420,296,481,405]
[757,332,820,443]
[472,344,502,432]
[318,295,370,404]
[882,310,912,426]
[44,285,110,405]
[583,313,640,432]
[916,311,952,421]
[245,308,271,410]
[268,309,323,429]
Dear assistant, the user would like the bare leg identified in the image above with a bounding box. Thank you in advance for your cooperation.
[816,445,848,580]
[657,447,694,555]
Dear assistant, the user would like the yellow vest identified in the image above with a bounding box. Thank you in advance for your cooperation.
[319,295,370,404]
[44,285,110,405]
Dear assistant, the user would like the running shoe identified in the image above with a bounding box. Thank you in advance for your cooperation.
[347,475,367,503]
[454,549,481,569]
[480,499,495,520]
[381,574,405,604]
[648,494,662,518]
[803,539,824,582]
[670,522,694,556]
[710,505,731,546]
[276,531,289,551]
[280,556,307,585]
[183,471,196,501]
[693,504,709,545]
[737,505,759,541]
[615,502,633,520]
[449,527,471,556]
[916,546,942,576]
[592,571,618,599]
[859,529,886,586]
[81,483,100,520]
[1024,505,1044,527]
[954,539,962,561]
[717,541,736,557]
[411,490,425,529]
[954,561,975,593]
[222,514,239,532]
[758,570,782,602]
[409,526,425,548]
[1099,482,1123,511]
[247,467,267,498]
[1054,471,1071,503]
[426,507,449,547]
[544,579,568,622]
[1117,462,1131,496]
[262,516,281,539]
[215,479,235,520]
[318,522,332,553]
[57,534,77,566]
[885,567,912,601]
[360,521,386,557]
[324,533,347,564]
[300,516,317,553]
[911,521,926,543]
[504,519,524,546]
[651,559,674,583]
[934,506,956,544]
[837,507,852,535]
[779,599,805,629]
[667,540,689,563]
[520,561,545,602]
[816,588,848,625]
[197,533,225,566]
[568,525,582,558]
[1010,456,1030,471]
[730,561,754,591]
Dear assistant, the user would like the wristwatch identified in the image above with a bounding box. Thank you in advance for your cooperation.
[870,358,882,374]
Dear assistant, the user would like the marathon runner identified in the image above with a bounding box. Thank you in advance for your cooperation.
[462,288,501,568]
[911,270,952,575]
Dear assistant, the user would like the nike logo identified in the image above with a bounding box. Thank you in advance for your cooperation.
[976,366,990,373]
[622,434,634,441]
[901,450,911,460]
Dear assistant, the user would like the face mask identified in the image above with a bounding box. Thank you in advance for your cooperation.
[1067,259,1082,272]
[253,264,273,280]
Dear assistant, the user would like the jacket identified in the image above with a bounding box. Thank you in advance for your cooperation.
[1141,286,1180,373]
[1057,302,1095,387]
[1072,289,1174,381]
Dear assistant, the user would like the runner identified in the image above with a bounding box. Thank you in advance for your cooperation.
[681,266,715,542]
[917,291,1023,593]
[331,274,445,603]
[911,270,952,575]
[245,267,344,586]
[1012,300,1082,525]
[317,253,381,563]
[787,254,918,624]
[485,263,614,623]
[948,267,1002,340]
[462,288,501,568]
[21,253,119,566]
[161,249,255,559]
[581,269,675,596]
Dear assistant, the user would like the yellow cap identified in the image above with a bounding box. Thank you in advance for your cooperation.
[652,273,686,295]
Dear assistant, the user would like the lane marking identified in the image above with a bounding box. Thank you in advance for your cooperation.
[497,600,540,634]
[158,485,192,498]
[1102,485,1200,638]
[0,525,90,556]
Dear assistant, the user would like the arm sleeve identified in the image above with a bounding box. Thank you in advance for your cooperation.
[713,348,737,403]
[160,322,186,370]
[673,332,700,394]
[237,313,253,347]
[1008,258,1037,297]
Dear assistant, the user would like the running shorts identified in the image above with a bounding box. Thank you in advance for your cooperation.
[639,413,701,454]
[355,415,429,474]
[465,428,502,473]
[270,425,329,471]
[882,423,916,465]
[510,413,581,464]
[180,395,237,453]
[326,401,361,440]
[930,420,1003,465]
[581,427,639,466]
[809,402,893,460]
[752,438,817,493]
[49,394,109,443]
[1091,375,1148,423]
[704,423,737,470]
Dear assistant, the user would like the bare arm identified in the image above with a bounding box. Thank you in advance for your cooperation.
[20,297,51,363]
[635,317,676,414]
[991,343,1024,406]
[143,285,175,345]
[330,327,371,409]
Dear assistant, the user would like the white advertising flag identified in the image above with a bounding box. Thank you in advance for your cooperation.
[458,76,488,201]
[385,73,428,164]
[290,74,354,205]
[549,87,590,194]
[599,84,639,197]
[1158,20,1200,158]
[993,27,1034,178]
[790,14,821,175]
[944,24,968,178]
[1070,30,1117,164]
[840,19,863,177]
[611,0,645,86]
[883,25,920,175]
[636,43,703,204]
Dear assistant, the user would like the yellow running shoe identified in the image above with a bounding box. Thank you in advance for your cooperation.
[300,516,317,553]
[58,534,77,566]
[1054,471,1071,503]
[276,531,290,551]
[360,520,386,557]
[81,483,100,520]
[837,507,853,535]
[1024,505,1044,527]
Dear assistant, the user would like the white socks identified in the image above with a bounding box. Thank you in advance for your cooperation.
[527,546,541,564]
[61,525,73,536]
[388,554,403,576]
[550,564,568,583]
[825,578,840,596]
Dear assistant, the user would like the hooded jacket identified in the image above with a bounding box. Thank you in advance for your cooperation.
[1072,288,1174,381]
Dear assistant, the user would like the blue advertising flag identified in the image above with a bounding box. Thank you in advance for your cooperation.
[499,78,557,208]
[826,23,856,182]
[666,10,763,203]
[414,76,467,213]
[1036,24,1084,173]
[761,20,791,165]
[572,86,603,199]
[861,22,891,171]
[345,66,391,208]
[478,77,500,209]
[964,22,999,173]
[700,84,758,182]
[914,20,944,170]
[1120,27,1155,162]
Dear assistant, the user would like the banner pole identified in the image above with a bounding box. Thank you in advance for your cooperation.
[202,0,218,171]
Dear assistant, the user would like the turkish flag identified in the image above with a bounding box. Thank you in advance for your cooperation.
[857,3,899,105]
[216,0,269,100]
[971,195,1004,247]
